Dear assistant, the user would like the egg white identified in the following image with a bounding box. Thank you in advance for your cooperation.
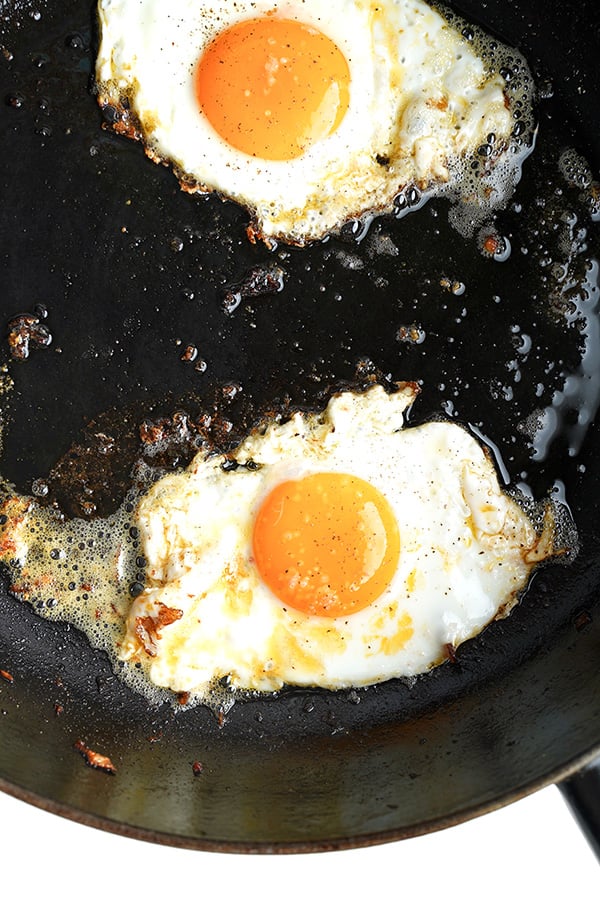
[95,0,527,244]
[117,385,560,699]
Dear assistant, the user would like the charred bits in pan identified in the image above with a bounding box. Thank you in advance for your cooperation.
[6,308,52,361]
[222,263,286,314]
[73,738,117,774]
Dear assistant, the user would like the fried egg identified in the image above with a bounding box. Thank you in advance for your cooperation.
[95,0,535,245]
[0,386,574,710]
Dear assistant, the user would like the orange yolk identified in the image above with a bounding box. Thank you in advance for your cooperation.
[194,17,351,161]
[252,473,400,618]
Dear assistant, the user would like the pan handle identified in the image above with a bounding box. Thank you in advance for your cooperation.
[558,757,600,861]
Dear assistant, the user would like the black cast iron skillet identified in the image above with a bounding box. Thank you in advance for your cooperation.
[1,0,600,854]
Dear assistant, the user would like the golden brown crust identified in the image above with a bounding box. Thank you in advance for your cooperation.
[96,88,144,143]
[0,496,30,559]
[134,602,184,658]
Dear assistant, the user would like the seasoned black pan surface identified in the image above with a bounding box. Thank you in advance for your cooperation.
[1,0,600,850]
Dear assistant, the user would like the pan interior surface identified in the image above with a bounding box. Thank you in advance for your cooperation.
[1,0,600,849]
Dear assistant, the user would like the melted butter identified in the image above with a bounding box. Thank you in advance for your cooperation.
[0,492,135,623]
[0,484,242,714]
[0,486,183,708]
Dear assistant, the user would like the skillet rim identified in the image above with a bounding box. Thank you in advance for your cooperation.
[1,743,597,853]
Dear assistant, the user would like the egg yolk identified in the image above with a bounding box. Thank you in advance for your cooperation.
[252,473,400,618]
[194,17,351,161]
